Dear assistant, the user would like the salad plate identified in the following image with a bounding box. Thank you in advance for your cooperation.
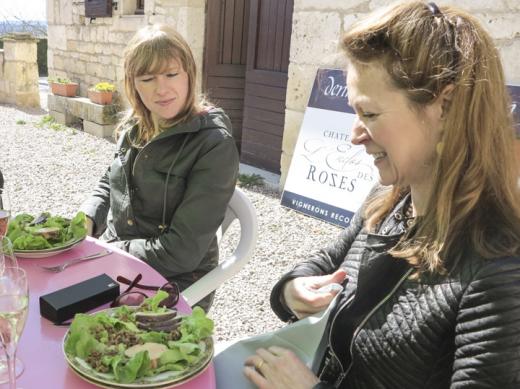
[14,236,85,259]
[7,212,87,259]
[63,302,214,388]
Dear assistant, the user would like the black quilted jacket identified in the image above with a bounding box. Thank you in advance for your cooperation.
[271,197,520,389]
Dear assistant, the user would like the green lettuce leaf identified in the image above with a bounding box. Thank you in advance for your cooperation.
[64,313,106,359]
[139,290,169,312]
[113,351,151,383]
[69,211,87,240]
[179,307,214,343]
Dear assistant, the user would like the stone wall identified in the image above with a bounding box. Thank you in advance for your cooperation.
[46,0,205,106]
[0,34,40,108]
[282,0,520,185]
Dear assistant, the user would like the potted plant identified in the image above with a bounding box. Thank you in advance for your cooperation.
[88,82,116,105]
[48,76,78,97]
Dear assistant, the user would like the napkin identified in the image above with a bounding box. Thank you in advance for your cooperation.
[214,294,340,389]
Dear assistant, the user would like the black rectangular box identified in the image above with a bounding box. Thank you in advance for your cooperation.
[39,273,120,323]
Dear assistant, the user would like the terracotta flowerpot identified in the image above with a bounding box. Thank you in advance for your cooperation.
[88,90,113,105]
[50,82,78,97]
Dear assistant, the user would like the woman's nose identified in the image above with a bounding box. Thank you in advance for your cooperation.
[351,117,370,145]
[154,77,168,95]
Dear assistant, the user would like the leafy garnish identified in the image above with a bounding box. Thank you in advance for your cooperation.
[179,307,214,343]
[139,290,169,312]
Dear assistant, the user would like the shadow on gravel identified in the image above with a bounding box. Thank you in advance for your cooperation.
[8,104,47,116]
[240,184,280,200]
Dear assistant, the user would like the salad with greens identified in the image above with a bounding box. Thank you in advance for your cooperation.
[6,211,87,250]
[64,291,214,384]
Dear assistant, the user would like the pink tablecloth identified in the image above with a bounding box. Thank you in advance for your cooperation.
[13,236,216,389]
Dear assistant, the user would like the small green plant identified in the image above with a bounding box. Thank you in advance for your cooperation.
[48,76,73,84]
[35,114,72,133]
[36,115,55,128]
[91,82,116,92]
[15,119,26,125]
[238,173,265,188]
[49,122,67,132]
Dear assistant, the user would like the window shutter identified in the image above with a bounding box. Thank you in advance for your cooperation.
[85,0,112,18]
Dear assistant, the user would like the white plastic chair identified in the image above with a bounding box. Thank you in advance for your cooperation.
[182,187,258,307]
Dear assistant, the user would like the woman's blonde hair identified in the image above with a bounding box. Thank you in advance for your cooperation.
[343,1,520,273]
[117,24,205,144]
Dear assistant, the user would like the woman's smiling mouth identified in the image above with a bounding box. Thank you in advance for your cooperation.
[155,98,175,106]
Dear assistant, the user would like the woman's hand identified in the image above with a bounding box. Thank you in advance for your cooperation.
[85,216,94,236]
[244,346,320,389]
[283,269,347,319]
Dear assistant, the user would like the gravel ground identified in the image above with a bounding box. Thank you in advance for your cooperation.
[0,103,341,342]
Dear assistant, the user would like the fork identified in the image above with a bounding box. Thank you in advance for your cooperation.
[40,249,113,272]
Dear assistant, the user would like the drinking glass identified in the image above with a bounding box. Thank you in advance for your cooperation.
[0,237,18,276]
[0,182,10,237]
[0,239,20,384]
[0,267,27,388]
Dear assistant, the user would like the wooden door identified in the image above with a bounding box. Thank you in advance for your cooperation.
[203,0,250,151]
[240,0,293,173]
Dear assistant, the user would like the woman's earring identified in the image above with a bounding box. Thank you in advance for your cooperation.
[436,142,444,155]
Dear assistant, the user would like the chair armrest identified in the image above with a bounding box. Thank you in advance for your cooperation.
[182,188,258,306]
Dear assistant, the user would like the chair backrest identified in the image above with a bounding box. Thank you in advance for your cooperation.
[182,187,258,307]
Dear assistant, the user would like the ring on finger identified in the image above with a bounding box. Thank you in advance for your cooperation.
[256,359,265,371]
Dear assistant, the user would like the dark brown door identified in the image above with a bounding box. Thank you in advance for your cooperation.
[240,0,293,174]
[203,0,250,151]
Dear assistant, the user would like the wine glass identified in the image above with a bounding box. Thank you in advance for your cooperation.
[0,237,18,276]
[0,238,21,385]
[0,178,10,238]
[0,267,28,389]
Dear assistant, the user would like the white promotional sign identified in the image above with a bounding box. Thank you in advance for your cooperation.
[281,69,377,227]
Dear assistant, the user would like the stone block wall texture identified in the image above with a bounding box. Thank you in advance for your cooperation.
[0,36,40,108]
[46,0,205,108]
[281,0,520,185]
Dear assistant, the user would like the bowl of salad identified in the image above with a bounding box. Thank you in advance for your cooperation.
[6,211,87,258]
[63,291,214,388]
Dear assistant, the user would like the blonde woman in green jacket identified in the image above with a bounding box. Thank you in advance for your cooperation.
[80,24,239,311]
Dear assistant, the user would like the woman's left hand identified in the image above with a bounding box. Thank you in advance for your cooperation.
[243,346,320,389]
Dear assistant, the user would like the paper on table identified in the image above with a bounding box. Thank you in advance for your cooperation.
[214,294,340,389]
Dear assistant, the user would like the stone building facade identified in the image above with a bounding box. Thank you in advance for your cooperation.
[46,0,205,99]
[46,0,520,186]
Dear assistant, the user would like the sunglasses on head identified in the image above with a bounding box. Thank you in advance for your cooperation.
[110,273,180,308]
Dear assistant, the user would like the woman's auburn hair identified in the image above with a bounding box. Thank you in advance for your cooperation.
[343,1,520,274]
[117,24,204,144]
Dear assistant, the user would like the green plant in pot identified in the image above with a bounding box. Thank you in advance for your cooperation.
[48,76,78,97]
[88,82,116,105]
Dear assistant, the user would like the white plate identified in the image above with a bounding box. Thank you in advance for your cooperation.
[63,308,214,388]
[67,355,212,389]
[14,236,85,259]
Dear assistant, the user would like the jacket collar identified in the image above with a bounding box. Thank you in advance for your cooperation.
[153,107,227,140]
[121,107,227,146]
